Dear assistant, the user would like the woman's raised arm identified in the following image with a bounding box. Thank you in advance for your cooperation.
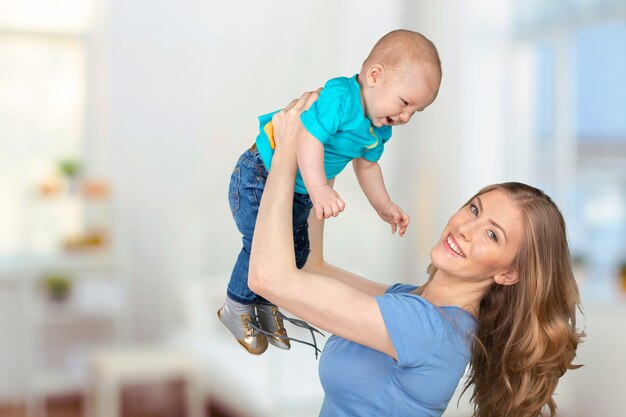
[248,91,397,359]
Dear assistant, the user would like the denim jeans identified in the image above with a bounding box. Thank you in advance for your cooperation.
[227,146,313,305]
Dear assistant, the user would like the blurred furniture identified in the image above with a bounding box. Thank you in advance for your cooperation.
[88,348,204,417]
[0,177,125,416]
[0,254,124,417]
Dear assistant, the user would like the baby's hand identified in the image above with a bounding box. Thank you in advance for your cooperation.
[309,184,346,221]
[375,201,410,237]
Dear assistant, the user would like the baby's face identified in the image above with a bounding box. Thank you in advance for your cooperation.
[363,65,439,128]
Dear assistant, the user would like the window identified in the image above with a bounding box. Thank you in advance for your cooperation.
[575,23,626,142]
[513,0,626,294]
[0,0,93,256]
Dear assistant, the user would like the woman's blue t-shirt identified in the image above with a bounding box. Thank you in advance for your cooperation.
[318,284,477,417]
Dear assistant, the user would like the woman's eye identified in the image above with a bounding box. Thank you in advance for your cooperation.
[487,230,498,242]
[469,204,478,216]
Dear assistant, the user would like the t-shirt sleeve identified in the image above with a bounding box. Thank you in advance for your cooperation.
[375,289,441,368]
[300,83,350,144]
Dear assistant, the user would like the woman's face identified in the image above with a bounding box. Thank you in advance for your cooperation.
[430,189,525,282]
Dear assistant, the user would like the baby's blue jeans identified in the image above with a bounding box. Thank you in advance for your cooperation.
[227,146,313,305]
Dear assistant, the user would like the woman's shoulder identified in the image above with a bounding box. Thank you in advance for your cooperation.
[377,284,443,332]
[381,283,477,333]
[385,283,419,295]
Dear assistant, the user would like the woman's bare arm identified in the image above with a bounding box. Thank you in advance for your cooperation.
[302,211,388,297]
[248,91,396,359]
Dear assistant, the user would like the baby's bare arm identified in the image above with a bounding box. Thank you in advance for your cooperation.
[353,158,410,236]
[296,130,327,191]
[352,158,391,209]
[297,130,345,220]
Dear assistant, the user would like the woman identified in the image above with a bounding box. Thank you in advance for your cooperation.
[248,91,583,417]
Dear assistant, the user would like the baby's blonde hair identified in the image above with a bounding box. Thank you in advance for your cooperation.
[362,29,441,78]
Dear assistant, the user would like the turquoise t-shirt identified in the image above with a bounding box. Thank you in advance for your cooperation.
[317,284,477,417]
[255,75,392,194]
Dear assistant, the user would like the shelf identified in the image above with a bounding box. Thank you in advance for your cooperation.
[3,176,121,401]
[0,252,114,281]
[35,306,119,325]
[27,252,114,271]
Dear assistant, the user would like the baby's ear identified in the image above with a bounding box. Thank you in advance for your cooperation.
[366,64,384,86]
[494,269,519,286]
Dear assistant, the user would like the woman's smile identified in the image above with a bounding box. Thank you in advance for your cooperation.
[444,234,465,257]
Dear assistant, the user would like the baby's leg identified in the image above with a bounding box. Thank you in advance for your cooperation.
[226,147,269,304]
[292,191,313,269]
[219,146,269,355]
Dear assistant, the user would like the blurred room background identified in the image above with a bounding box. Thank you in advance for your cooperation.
[1,0,625,416]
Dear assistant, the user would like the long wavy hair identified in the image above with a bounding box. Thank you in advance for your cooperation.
[420,182,583,417]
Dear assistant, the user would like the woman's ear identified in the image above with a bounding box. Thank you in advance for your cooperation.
[366,64,384,87]
[494,269,519,286]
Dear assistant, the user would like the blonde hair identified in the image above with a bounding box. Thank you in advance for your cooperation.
[420,182,583,417]
[362,29,441,78]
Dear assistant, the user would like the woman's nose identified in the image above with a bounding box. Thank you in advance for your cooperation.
[457,221,475,241]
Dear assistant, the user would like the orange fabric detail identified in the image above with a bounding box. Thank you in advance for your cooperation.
[264,121,275,149]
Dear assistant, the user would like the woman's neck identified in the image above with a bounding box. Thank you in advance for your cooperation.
[419,272,492,317]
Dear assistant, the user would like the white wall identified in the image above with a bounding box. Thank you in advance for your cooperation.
[94,0,414,340]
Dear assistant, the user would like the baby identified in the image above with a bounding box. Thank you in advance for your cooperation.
[219,29,442,355]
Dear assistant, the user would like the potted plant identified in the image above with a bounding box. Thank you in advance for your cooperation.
[42,274,72,302]
[57,158,82,193]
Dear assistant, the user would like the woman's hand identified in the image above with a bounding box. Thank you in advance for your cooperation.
[271,89,321,155]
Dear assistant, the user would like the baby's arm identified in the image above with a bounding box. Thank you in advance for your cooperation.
[297,130,345,220]
[352,158,410,236]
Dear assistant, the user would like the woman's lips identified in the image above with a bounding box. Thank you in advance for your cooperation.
[445,234,465,257]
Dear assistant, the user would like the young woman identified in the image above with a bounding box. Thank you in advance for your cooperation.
[248,91,583,417]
